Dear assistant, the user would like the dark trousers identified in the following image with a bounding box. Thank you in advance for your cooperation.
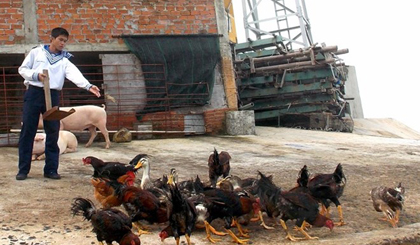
[18,85,60,175]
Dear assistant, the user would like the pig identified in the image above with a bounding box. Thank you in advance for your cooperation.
[32,130,78,161]
[39,105,111,149]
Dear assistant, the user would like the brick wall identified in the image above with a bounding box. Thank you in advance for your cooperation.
[0,0,218,46]
[204,108,231,134]
[0,0,24,44]
[139,111,184,131]
[107,112,137,130]
[107,108,232,135]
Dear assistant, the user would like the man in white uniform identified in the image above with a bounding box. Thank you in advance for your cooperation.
[16,27,101,180]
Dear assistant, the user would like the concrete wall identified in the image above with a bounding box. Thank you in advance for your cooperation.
[100,53,146,113]
[345,66,364,118]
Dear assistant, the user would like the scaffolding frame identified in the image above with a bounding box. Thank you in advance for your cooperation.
[241,0,313,50]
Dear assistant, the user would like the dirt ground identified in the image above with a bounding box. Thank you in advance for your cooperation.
[1,119,420,245]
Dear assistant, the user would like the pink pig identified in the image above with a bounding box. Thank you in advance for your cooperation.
[32,130,78,161]
[39,105,111,149]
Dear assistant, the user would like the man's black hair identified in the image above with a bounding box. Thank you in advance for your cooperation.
[51,27,69,38]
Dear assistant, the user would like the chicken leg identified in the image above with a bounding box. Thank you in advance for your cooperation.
[293,220,312,231]
[185,234,191,245]
[320,205,331,219]
[280,219,304,242]
[232,219,250,238]
[224,228,249,244]
[295,222,319,240]
[335,205,346,226]
[256,210,275,230]
[395,209,401,223]
[381,210,397,228]
[204,220,226,243]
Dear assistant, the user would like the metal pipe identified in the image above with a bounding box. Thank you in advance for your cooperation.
[333,49,349,55]
[254,58,335,73]
[251,45,338,64]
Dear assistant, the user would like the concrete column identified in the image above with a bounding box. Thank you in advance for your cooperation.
[214,0,238,110]
[226,110,255,135]
[345,66,364,118]
[22,0,38,44]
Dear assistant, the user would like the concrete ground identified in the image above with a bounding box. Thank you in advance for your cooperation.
[1,118,420,245]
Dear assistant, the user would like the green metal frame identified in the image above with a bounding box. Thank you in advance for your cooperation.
[255,104,329,120]
[238,68,334,86]
[239,81,332,99]
[250,94,335,110]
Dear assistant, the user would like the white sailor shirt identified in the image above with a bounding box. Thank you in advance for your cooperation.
[18,45,92,91]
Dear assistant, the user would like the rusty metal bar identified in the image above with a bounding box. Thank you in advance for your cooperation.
[254,58,335,73]
[235,45,338,64]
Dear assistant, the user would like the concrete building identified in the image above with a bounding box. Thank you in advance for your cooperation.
[0,0,242,143]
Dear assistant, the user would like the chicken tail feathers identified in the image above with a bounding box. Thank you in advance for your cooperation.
[213,148,219,166]
[257,171,280,195]
[71,197,96,221]
[169,184,183,207]
[297,165,310,187]
[333,163,346,184]
[194,175,205,193]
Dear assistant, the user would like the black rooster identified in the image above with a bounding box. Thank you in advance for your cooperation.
[120,185,169,235]
[307,163,347,226]
[256,171,333,241]
[82,156,141,181]
[71,197,140,245]
[159,183,198,245]
[199,186,259,244]
[208,148,231,187]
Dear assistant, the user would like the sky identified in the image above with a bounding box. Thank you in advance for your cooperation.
[233,1,420,133]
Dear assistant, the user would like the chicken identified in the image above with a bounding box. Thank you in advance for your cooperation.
[82,156,141,180]
[159,183,198,245]
[370,182,405,228]
[199,186,260,244]
[307,163,346,226]
[91,172,135,208]
[208,148,231,187]
[256,171,334,241]
[168,168,200,198]
[217,175,258,195]
[289,165,310,194]
[120,185,169,234]
[71,197,140,245]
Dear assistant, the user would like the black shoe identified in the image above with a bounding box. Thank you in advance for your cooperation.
[16,173,27,180]
[44,173,61,179]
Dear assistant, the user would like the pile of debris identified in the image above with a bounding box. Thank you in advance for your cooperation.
[234,38,353,132]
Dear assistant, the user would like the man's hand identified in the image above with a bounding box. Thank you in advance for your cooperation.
[89,85,101,98]
[38,73,47,82]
